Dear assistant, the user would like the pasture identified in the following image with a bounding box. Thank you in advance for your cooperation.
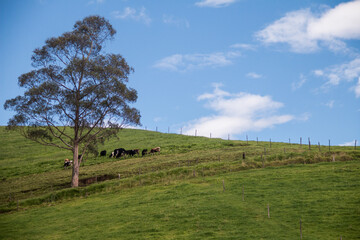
[0,127,359,239]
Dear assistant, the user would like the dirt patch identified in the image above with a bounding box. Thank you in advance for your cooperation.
[79,174,118,187]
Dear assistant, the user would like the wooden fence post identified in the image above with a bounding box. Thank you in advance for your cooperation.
[267,204,270,218]
[329,139,331,152]
[308,137,311,150]
[300,137,302,147]
[355,140,357,150]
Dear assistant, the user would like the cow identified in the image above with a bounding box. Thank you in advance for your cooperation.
[133,149,140,155]
[115,148,126,158]
[124,149,137,157]
[109,148,126,158]
[142,149,148,156]
[100,150,107,157]
[150,147,161,154]
[63,159,73,169]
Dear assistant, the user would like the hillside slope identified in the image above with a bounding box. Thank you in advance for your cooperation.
[0,127,359,239]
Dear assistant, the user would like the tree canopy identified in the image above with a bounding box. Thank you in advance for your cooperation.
[4,15,141,187]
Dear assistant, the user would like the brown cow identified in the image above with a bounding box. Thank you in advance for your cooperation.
[150,147,161,154]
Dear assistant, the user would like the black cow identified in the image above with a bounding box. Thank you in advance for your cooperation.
[100,150,107,157]
[109,148,125,158]
[63,159,72,168]
[125,150,136,157]
[142,149,148,156]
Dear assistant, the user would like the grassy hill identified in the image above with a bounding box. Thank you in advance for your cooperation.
[0,127,359,239]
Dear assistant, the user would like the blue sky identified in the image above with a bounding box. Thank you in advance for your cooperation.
[0,0,359,146]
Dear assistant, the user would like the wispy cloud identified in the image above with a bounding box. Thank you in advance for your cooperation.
[339,140,357,146]
[246,72,262,79]
[314,57,360,97]
[230,43,257,51]
[153,51,241,72]
[163,15,190,28]
[195,0,237,8]
[256,1,360,54]
[182,84,294,139]
[292,74,307,90]
[112,7,151,25]
[324,100,335,108]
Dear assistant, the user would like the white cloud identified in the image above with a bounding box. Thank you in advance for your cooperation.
[112,7,151,25]
[230,43,256,51]
[355,77,360,98]
[314,57,360,97]
[183,85,294,139]
[308,1,360,40]
[153,51,241,72]
[163,15,190,28]
[339,140,357,146]
[246,72,262,79]
[256,1,360,53]
[87,0,104,5]
[292,74,307,90]
[195,0,237,8]
[324,100,335,108]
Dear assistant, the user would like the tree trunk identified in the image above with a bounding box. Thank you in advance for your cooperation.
[71,143,79,187]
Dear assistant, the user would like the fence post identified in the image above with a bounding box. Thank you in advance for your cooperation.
[257,137,258,144]
[246,135,248,144]
[222,180,225,192]
[270,138,272,148]
[329,139,331,152]
[300,137,302,147]
[308,137,311,150]
[355,140,357,150]
[267,204,270,218]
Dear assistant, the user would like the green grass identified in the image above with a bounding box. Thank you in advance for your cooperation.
[0,127,359,239]
[1,162,359,239]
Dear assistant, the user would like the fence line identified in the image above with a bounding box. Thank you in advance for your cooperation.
[141,126,357,148]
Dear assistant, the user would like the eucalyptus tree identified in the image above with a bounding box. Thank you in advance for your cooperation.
[4,16,140,187]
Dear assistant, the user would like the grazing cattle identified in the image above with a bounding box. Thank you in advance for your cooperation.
[142,149,148,156]
[150,147,161,154]
[124,150,137,157]
[115,148,126,158]
[100,150,107,157]
[63,159,73,168]
[133,149,140,155]
[109,148,127,158]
